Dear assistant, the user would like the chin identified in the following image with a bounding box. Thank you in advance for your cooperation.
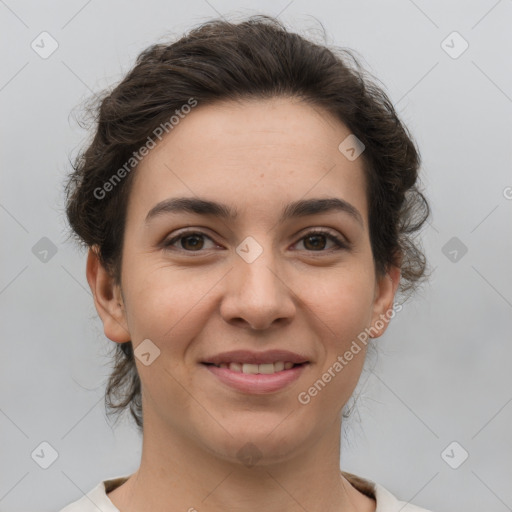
[201,415,317,467]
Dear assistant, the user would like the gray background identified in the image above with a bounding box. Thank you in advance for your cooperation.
[1,1,511,511]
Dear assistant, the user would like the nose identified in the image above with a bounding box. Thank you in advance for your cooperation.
[219,248,296,331]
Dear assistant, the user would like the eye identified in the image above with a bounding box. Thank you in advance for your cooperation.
[163,231,218,252]
[163,229,349,254]
[293,229,349,252]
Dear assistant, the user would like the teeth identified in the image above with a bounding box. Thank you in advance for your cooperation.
[229,362,242,372]
[243,363,259,374]
[215,361,298,374]
[274,361,285,372]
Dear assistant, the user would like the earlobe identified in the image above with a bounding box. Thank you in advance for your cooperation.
[369,264,401,339]
[85,246,131,344]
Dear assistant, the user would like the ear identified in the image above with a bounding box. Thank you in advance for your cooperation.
[86,245,131,343]
[368,263,401,339]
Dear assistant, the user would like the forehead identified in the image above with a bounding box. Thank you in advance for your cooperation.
[126,97,368,227]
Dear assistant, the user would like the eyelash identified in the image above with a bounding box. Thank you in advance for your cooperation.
[163,229,350,254]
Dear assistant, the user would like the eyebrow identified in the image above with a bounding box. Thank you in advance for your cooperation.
[145,196,364,227]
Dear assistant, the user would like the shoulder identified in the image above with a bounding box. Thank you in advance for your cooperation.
[58,475,130,512]
[342,471,435,512]
[373,482,434,511]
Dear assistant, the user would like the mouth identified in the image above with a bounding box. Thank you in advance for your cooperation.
[202,361,305,374]
[201,353,310,393]
[202,349,310,367]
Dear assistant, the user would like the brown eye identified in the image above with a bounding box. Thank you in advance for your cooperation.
[303,233,328,251]
[296,230,349,252]
[179,234,205,251]
[164,231,216,252]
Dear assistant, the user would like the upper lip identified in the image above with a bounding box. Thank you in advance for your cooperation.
[202,350,310,365]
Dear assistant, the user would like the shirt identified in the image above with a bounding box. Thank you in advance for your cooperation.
[58,471,434,511]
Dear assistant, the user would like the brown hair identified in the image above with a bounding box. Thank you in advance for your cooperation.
[64,15,430,432]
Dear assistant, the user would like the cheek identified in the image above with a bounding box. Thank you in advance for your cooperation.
[298,278,372,411]
[122,266,214,412]
[305,268,375,344]
[121,261,216,346]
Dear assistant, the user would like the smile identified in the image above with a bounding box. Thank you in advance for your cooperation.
[202,362,309,394]
[206,361,299,374]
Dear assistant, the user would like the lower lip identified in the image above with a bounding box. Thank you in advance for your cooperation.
[203,363,308,394]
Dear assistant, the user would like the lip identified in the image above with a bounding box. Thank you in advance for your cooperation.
[203,362,309,394]
[202,349,310,366]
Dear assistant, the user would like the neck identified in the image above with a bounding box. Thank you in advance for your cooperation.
[109,412,372,512]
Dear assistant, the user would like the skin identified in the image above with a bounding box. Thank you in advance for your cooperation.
[86,96,401,512]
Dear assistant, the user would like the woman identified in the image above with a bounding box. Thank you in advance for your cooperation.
[60,15,432,512]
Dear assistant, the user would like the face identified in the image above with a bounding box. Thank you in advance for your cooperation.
[88,97,400,464]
